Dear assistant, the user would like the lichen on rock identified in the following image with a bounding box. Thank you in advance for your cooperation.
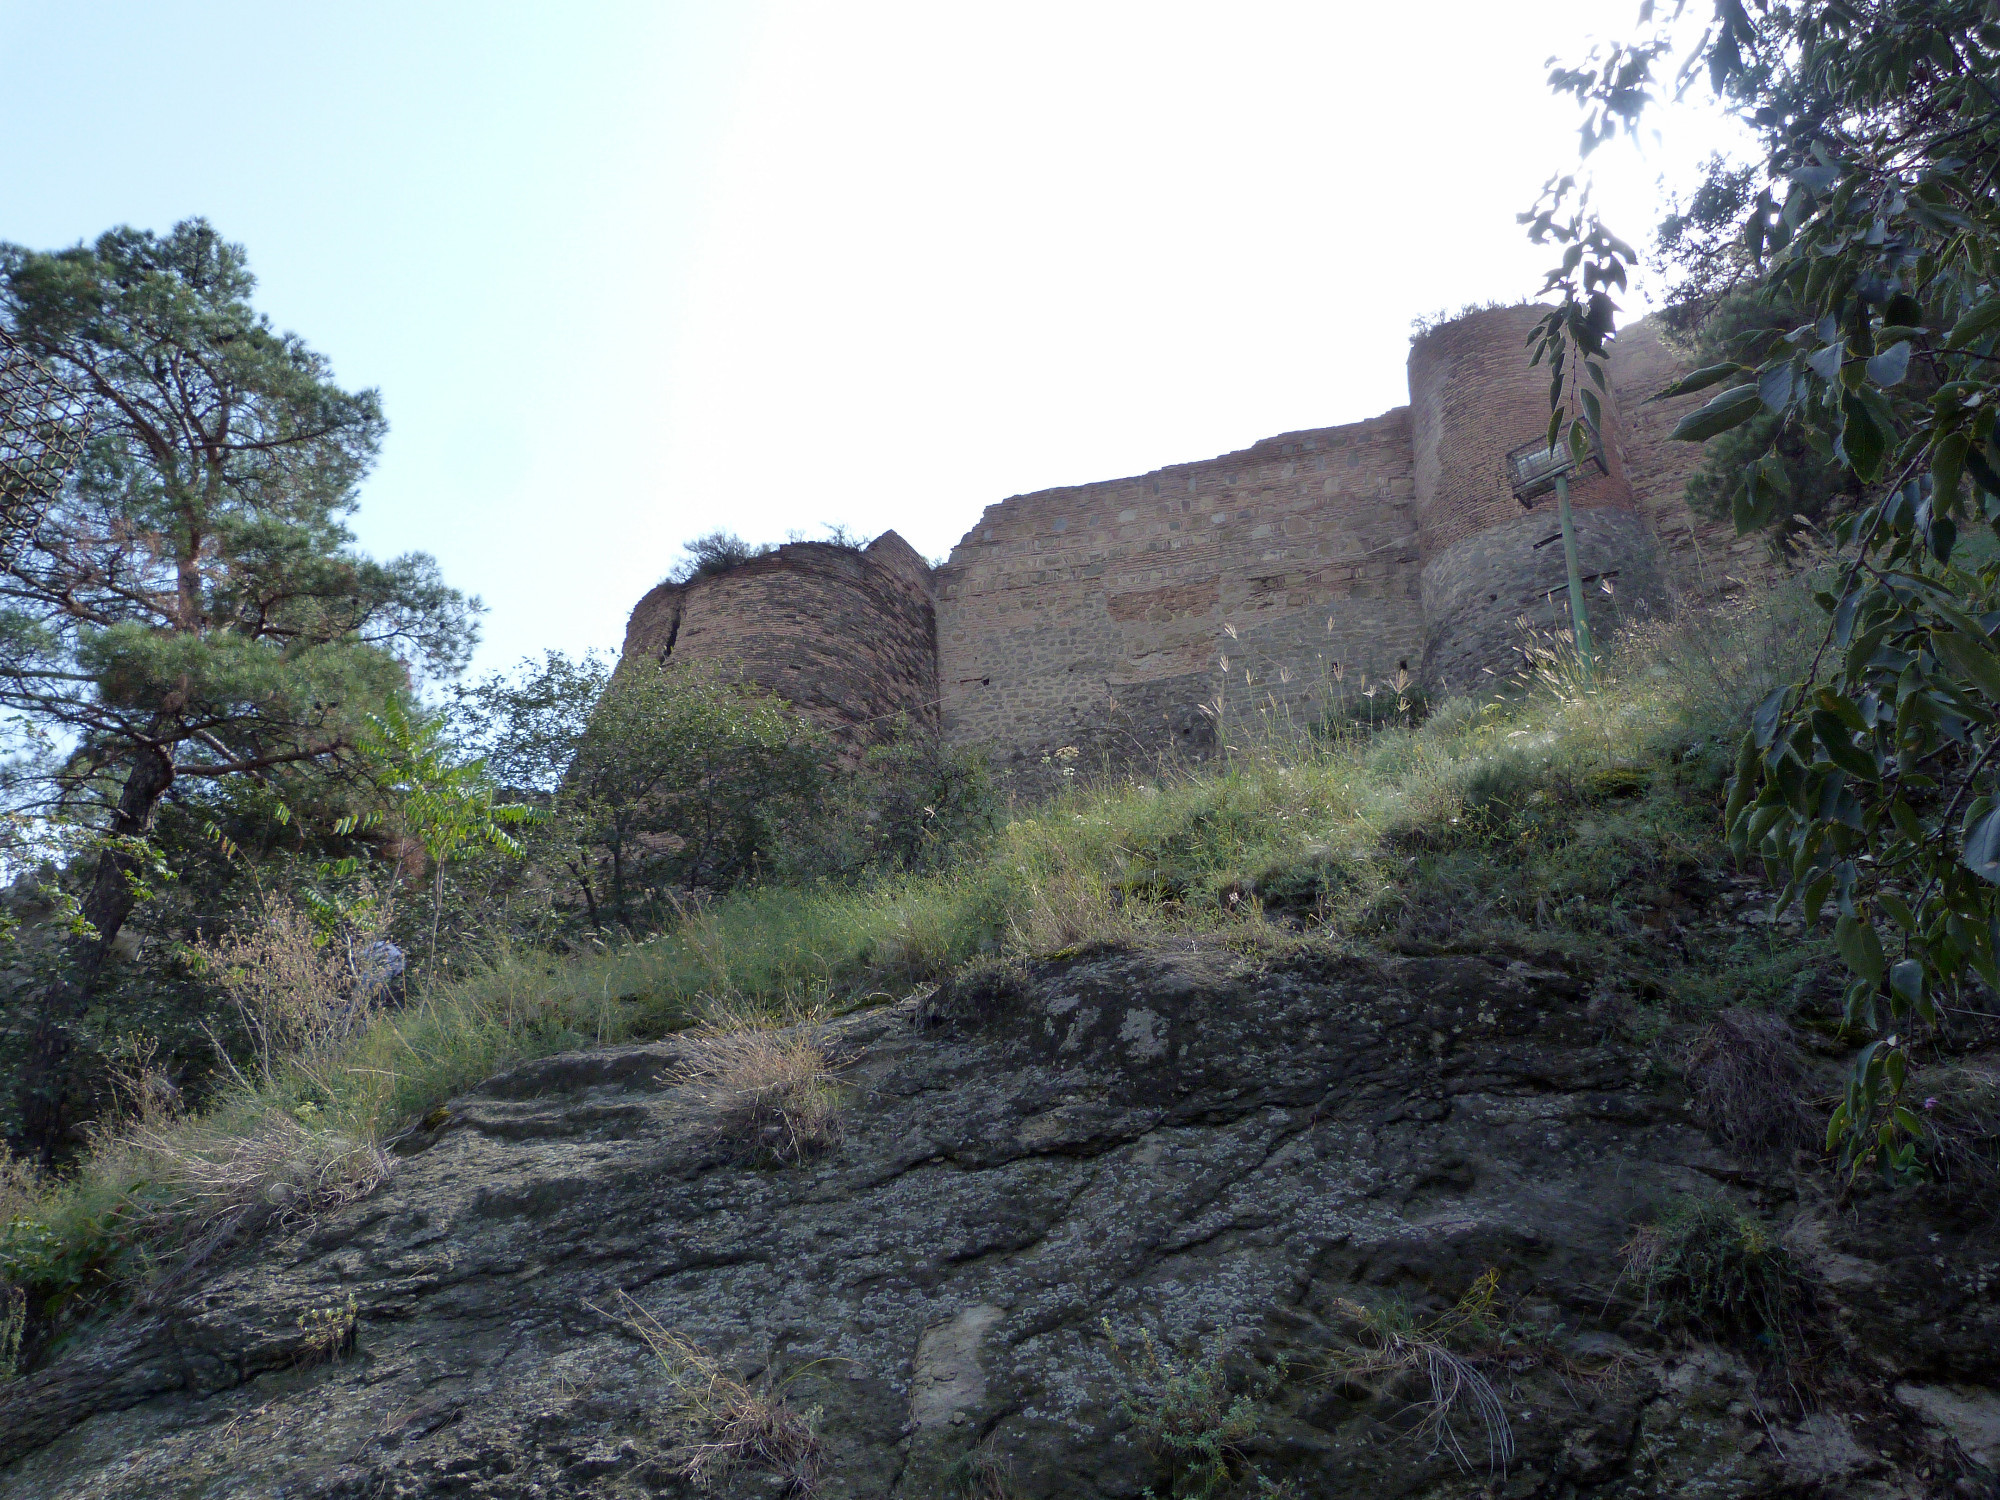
[1,942,1993,1497]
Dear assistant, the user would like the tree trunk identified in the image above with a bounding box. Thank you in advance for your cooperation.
[13,744,175,1165]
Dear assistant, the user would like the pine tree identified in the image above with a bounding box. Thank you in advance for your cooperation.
[1,219,477,1161]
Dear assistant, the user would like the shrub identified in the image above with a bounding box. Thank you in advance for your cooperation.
[1621,1199,1819,1360]
[549,665,828,930]
[294,1292,358,1366]
[1102,1319,1285,1500]
[846,717,998,875]
[666,531,776,584]
[193,896,397,1089]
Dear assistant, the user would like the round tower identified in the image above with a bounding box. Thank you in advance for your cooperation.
[1408,304,1661,695]
[618,531,938,745]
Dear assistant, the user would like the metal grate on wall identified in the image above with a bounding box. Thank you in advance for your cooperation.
[1504,430,1607,506]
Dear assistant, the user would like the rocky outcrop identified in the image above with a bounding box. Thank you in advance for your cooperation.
[3,944,1996,1497]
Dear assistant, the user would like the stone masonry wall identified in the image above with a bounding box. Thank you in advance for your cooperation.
[1419,507,1665,697]
[934,414,1426,762]
[619,532,937,745]
[615,307,1726,766]
[1408,304,1636,560]
[1609,319,1773,597]
[1407,304,1666,690]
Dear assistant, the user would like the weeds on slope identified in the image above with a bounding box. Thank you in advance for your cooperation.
[596,1290,829,1496]
[1,582,1837,1371]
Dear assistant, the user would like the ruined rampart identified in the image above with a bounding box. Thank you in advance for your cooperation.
[618,308,1747,765]
[1411,304,1656,697]
[934,411,1424,760]
[619,531,937,745]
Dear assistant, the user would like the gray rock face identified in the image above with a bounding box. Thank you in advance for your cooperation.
[2,944,1994,1498]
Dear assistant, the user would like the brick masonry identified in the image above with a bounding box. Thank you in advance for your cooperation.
[619,307,1744,761]
[619,531,938,745]
[934,409,1426,760]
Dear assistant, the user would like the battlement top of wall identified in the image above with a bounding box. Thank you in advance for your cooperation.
[955,406,1413,529]
[860,529,934,592]
[1405,301,1549,360]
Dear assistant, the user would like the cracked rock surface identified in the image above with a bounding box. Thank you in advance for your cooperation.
[2,943,1995,1497]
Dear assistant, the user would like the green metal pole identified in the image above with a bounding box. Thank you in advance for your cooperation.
[1555,471,1595,683]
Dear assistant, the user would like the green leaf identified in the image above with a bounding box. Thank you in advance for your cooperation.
[1865,340,1912,387]
[1889,959,1925,1009]
[1839,391,1888,480]
[1651,362,1748,400]
[1879,890,1917,932]
[1932,627,2000,702]
[1752,686,1789,748]
[1931,513,1957,564]
[1723,730,1759,830]
[1967,443,2000,499]
[1946,295,2000,350]
[1934,432,1968,506]
[1669,384,1762,442]
[1964,806,2000,884]
[1757,363,1795,411]
[1811,709,1878,779]
[1835,913,1886,985]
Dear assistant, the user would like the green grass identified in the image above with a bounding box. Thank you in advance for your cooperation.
[1,580,1842,1361]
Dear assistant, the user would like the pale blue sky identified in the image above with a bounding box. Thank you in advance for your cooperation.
[2,3,1732,677]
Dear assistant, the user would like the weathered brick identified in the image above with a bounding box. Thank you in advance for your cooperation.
[616,308,1730,763]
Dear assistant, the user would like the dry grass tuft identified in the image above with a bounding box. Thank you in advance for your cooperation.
[110,1109,390,1262]
[1005,849,1135,955]
[1328,1271,1516,1476]
[946,1443,1019,1499]
[1916,1064,2000,1196]
[0,1146,48,1232]
[667,1010,847,1163]
[0,1282,23,1381]
[594,1291,828,1495]
[1684,1010,1812,1156]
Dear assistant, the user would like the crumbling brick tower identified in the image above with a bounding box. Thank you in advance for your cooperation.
[617,531,939,745]
[1408,303,1663,697]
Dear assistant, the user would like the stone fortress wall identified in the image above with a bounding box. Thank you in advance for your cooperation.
[619,306,1745,761]
[934,408,1425,759]
[619,531,938,746]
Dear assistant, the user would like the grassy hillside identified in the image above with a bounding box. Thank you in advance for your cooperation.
[1,579,1837,1367]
